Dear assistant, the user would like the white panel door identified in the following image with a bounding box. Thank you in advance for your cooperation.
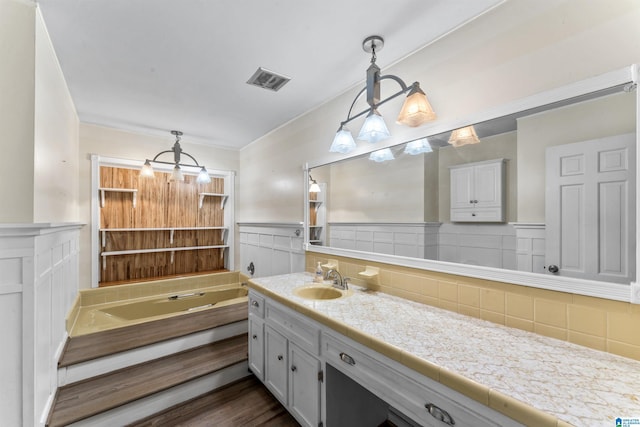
[264,325,288,405]
[450,167,474,209]
[288,342,321,427]
[474,162,502,207]
[545,133,635,283]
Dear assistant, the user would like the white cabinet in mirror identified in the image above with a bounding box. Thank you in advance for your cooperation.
[304,65,639,302]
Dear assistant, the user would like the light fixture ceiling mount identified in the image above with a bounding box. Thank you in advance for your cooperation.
[330,35,437,154]
[140,130,211,183]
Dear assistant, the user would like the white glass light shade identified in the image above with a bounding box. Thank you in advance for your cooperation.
[396,86,436,127]
[369,148,395,162]
[448,125,480,147]
[309,180,321,193]
[330,127,357,154]
[404,138,433,155]
[170,165,184,182]
[357,109,390,143]
[197,166,212,184]
[140,160,155,177]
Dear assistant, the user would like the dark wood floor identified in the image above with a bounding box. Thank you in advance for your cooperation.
[129,375,300,427]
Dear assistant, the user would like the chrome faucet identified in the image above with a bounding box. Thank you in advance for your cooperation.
[325,269,349,290]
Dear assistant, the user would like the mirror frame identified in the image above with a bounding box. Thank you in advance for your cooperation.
[304,64,639,303]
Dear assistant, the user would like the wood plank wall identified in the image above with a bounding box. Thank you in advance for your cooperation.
[99,166,227,285]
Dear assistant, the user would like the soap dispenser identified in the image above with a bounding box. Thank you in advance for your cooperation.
[314,262,323,283]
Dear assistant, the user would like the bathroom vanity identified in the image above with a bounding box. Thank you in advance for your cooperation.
[248,272,640,427]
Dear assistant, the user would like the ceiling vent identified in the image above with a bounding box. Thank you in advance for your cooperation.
[246,67,291,92]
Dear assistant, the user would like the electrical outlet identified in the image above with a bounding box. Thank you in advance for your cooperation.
[631,282,640,304]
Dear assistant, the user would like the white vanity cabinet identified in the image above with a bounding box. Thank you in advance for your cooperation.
[450,159,505,222]
[249,290,323,427]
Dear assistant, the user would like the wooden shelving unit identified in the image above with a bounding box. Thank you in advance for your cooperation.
[98,166,230,285]
[309,183,326,245]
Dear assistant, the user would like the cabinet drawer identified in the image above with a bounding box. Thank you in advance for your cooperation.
[248,291,265,318]
[265,300,320,354]
[451,207,503,222]
[322,331,515,427]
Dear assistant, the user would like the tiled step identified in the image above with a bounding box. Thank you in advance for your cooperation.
[47,335,248,427]
[60,301,247,367]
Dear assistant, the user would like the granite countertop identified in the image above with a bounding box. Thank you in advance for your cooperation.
[249,272,640,427]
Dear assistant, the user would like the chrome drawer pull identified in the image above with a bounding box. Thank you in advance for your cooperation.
[425,403,455,426]
[277,355,283,361]
[251,300,259,307]
[291,365,297,372]
[339,352,356,366]
[252,334,257,340]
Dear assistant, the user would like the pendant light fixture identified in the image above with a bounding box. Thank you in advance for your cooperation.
[140,130,211,183]
[330,35,437,154]
[448,125,480,148]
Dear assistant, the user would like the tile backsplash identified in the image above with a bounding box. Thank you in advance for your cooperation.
[307,253,640,361]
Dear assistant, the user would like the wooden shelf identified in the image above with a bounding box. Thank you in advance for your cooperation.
[100,227,228,247]
[199,193,229,209]
[101,245,229,269]
[99,187,137,208]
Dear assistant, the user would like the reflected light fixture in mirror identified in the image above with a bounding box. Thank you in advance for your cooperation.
[309,175,321,192]
[448,125,480,147]
[330,35,436,154]
[369,147,395,162]
[140,130,212,183]
[404,137,433,155]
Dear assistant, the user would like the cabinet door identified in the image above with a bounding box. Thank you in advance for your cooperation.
[289,342,322,427]
[474,162,502,207]
[265,325,288,405]
[450,167,474,209]
[248,316,264,380]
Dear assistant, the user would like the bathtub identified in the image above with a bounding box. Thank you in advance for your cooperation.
[69,272,249,336]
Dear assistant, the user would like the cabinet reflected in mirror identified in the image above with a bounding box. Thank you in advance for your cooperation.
[308,81,636,286]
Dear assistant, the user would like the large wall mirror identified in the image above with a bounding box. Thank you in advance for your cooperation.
[305,65,639,302]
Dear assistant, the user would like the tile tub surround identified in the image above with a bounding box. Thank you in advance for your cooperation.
[249,272,640,427]
[306,254,640,361]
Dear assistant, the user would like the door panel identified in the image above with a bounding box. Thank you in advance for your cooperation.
[546,133,635,283]
[289,343,321,427]
[265,325,288,405]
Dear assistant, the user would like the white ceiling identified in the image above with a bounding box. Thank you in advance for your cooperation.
[37,0,503,150]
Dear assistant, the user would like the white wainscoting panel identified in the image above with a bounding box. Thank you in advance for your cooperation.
[239,223,305,278]
[328,222,521,271]
[0,223,82,427]
[438,223,516,269]
[329,223,441,260]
